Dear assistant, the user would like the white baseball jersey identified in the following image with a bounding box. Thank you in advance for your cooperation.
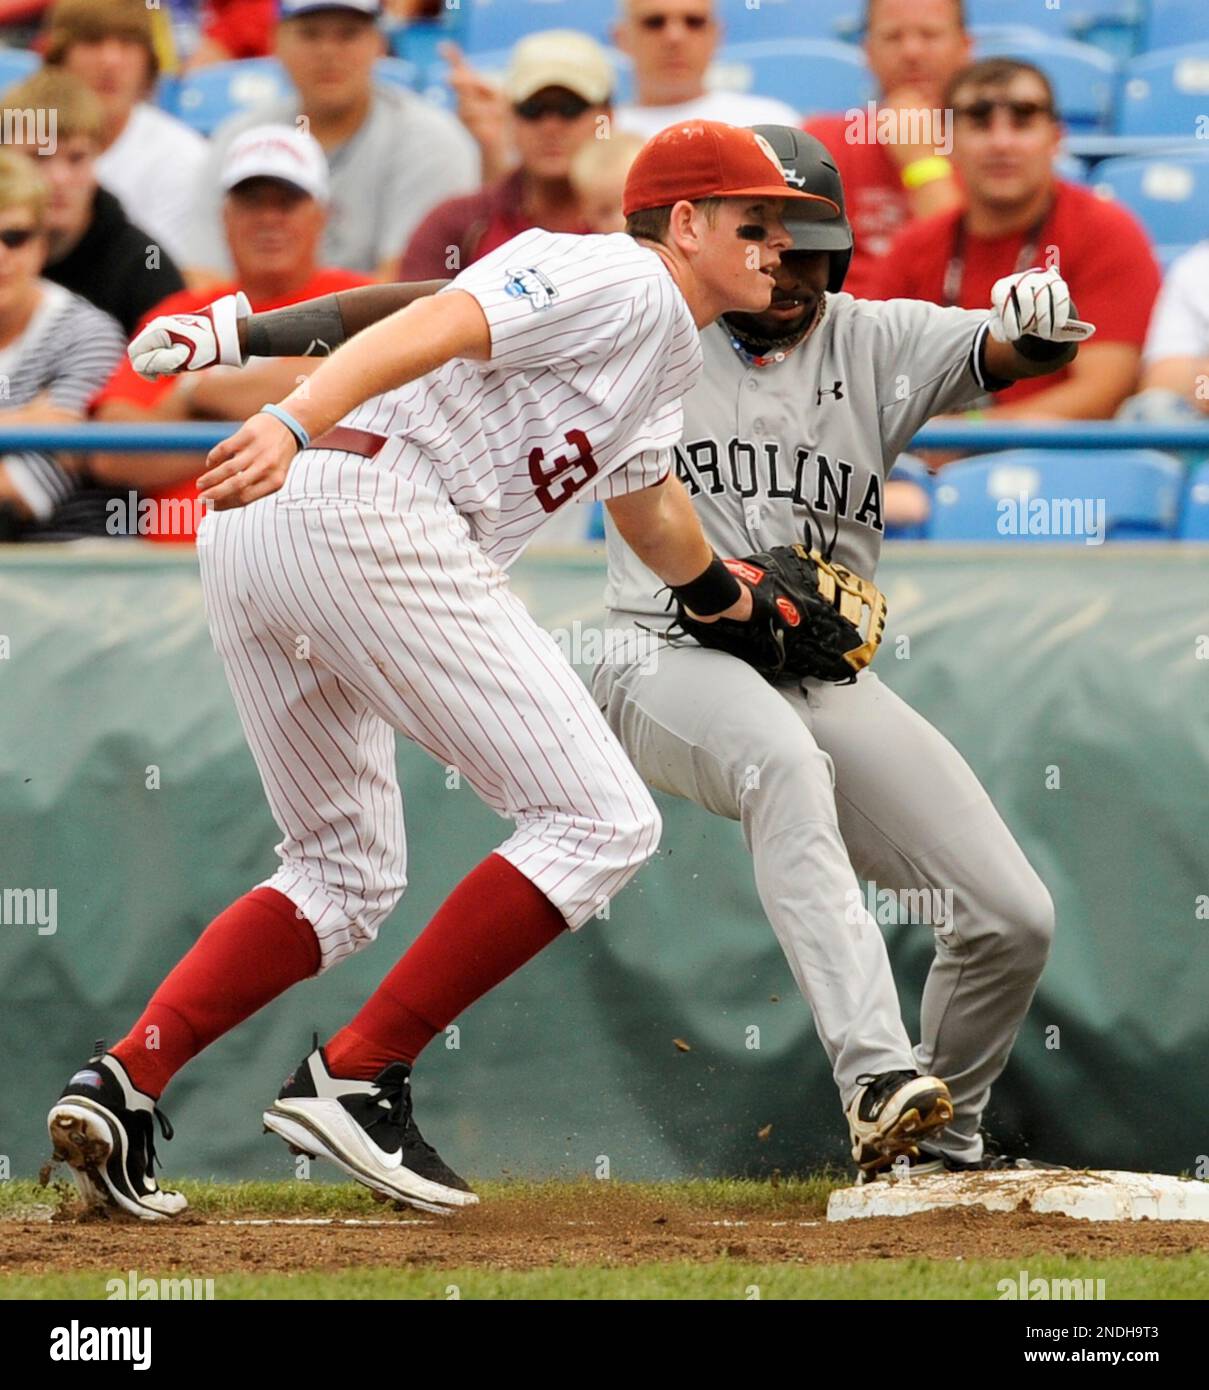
[199,227,707,971]
[605,293,996,617]
[283,228,703,567]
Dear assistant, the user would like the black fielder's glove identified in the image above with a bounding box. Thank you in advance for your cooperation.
[668,544,888,684]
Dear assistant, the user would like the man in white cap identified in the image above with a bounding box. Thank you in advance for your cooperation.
[90,124,377,543]
[400,30,613,279]
[184,0,479,282]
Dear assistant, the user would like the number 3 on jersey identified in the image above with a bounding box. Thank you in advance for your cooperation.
[529,428,599,513]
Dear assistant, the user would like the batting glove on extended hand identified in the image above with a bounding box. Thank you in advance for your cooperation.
[128,291,251,380]
[988,267,1095,344]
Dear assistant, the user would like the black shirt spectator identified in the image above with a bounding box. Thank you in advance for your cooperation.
[2,67,183,338]
[45,185,184,335]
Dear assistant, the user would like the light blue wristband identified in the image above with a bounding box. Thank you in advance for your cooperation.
[260,403,310,451]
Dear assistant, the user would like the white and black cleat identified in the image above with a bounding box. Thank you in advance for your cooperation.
[47,1046,187,1221]
[263,1039,478,1216]
[846,1069,954,1177]
[860,1142,1070,1184]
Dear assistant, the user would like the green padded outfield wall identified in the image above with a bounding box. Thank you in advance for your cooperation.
[1,544,1207,1183]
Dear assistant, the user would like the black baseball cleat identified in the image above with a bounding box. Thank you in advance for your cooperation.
[262,1039,478,1216]
[845,1069,955,1176]
[47,1046,187,1221]
[862,1142,1070,1184]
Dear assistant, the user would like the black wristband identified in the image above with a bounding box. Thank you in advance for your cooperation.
[671,555,743,617]
[1013,294,1081,363]
[1013,334,1078,363]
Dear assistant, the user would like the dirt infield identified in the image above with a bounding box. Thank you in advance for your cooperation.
[6,1185,1209,1276]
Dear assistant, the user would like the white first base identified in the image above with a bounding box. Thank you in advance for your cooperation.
[827,1170,1209,1223]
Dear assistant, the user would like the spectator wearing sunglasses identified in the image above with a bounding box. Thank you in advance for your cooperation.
[0,152,127,541]
[400,31,611,280]
[804,0,970,298]
[612,0,798,139]
[1,69,185,336]
[873,59,1160,422]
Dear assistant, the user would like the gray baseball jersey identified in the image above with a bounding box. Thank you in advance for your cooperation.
[593,293,1053,1163]
[605,293,996,619]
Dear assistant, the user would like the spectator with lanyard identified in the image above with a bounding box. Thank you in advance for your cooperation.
[873,58,1159,422]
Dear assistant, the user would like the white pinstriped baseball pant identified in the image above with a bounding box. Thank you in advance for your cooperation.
[197,482,660,972]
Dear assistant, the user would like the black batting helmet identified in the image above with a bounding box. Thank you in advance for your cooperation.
[750,125,854,293]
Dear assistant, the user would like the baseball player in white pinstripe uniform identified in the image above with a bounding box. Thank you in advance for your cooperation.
[50,121,934,1219]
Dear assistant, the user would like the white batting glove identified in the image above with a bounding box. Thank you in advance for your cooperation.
[988,267,1095,344]
[128,291,251,380]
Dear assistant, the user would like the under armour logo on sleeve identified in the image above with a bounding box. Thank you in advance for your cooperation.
[817,381,845,403]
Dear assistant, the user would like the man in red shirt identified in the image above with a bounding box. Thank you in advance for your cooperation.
[398,30,612,279]
[875,59,1160,419]
[804,0,970,298]
[91,123,373,541]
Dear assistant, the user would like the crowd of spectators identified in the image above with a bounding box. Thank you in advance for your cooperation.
[0,0,1201,542]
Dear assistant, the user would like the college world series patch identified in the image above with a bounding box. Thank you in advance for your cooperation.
[504,266,558,310]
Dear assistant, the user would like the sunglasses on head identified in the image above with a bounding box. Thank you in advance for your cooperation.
[954,98,1055,129]
[514,93,593,121]
[638,12,710,30]
[0,227,37,249]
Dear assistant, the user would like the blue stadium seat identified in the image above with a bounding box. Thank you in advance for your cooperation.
[373,56,422,91]
[1179,463,1209,539]
[1117,43,1209,135]
[711,40,871,117]
[967,0,1140,32]
[1156,242,1195,270]
[173,59,294,136]
[929,450,1184,541]
[1091,151,1209,259]
[0,47,38,94]
[971,31,1118,131]
[463,0,617,54]
[968,0,1143,55]
[886,454,932,541]
[1145,1,1209,52]
[1054,151,1089,184]
[424,43,634,104]
[717,0,858,44]
[968,25,1053,51]
[173,57,424,133]
[155,73,182,118]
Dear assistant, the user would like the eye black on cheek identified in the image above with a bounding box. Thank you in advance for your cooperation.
[736,224,768,240]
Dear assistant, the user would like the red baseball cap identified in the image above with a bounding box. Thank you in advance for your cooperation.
[623,119,842,219]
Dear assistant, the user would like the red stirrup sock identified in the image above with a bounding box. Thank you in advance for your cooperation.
[110,887,322,1098]
[324,854,567,1077]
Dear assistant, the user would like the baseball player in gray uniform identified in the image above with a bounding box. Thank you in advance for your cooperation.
[108,128,1090,1184]
[597,127,1093,1177]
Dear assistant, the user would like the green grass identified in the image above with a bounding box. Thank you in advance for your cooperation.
[0,1173,846,1220]
[5,1254,1208,1301]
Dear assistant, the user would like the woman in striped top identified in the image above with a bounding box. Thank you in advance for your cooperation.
[0,150,127,540]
